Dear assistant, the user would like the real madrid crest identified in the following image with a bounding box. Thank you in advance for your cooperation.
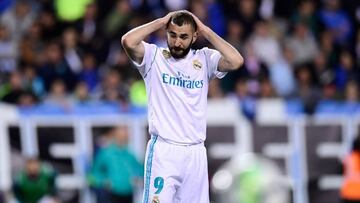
[162,49,171,59]
[192,59,202,70]
[152,196,160,203]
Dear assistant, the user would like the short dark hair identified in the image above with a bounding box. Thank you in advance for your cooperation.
[166,11,197,31]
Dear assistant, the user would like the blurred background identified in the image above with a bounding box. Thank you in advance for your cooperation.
[0,0,360,202]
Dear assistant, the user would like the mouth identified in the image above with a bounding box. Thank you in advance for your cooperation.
[172,47,183,52]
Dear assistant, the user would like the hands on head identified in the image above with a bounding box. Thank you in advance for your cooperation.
[161,10,208,35]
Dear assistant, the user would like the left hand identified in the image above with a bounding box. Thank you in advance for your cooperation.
[183,10,209,35]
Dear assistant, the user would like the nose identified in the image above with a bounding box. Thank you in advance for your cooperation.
[175,38,182,47]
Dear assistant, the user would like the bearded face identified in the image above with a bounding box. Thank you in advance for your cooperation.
[167,38,193,59]
[166,22,197,59]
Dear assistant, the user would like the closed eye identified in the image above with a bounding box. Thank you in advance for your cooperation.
[168,31,177,38]
[180,34,189,40]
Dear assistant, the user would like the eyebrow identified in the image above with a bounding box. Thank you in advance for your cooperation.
[168,31,189,37]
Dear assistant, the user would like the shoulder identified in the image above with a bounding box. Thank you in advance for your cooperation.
[195,47,220,57]
[143,41,159,50]
[195,47,212,54]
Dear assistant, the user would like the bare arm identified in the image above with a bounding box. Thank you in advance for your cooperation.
[121,12,175,64]
[189,12,244,72]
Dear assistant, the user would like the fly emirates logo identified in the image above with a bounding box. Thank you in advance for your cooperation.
[162,72,204,89]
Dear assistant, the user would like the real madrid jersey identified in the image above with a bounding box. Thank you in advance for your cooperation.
[132,42,227,145]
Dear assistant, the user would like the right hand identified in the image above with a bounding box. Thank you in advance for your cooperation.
[160,10,188,27]
[160,11,177,27]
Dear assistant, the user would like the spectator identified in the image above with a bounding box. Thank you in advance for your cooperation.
[231,0,261,40]
[294,64,321,115]
[0,24,17,73]
[344,80,359,103]
[79,53,99,92]
[319,0,353,46]
[291,0,320,37]
[340,135,360,203]
[241,43,269,96]
[0,0,357,117]
[207,0,226,38]
[319,30,338,68]
[109,49,137,83]
[229,78,256,120]
[221,19,246,93]
[250,20,282,67]
[76,3,104,58]
[259,77,276,99]
[88,126,143,203]
[37,10,60,42]
[103,0,132,40]
[0,0,36,41]
[62,28,83,74]
[13,158,58,203]
[0,71,24,104]
[17,91,37,108]
[189,0,209,49]
[44,79,72,109]
[71,81,92,104]
[18,22,44,66]
[269,47,296,98]
[286,22,319,65]
[334,50,358,90]
[225,19,245,53]
[95,69,128,104]
[38,42,78,92]
[208,79,225,99]
[313,51,334,87]
[22,65,45,99]
[77,3,98,42]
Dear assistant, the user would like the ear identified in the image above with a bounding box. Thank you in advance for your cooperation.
[192,31,198,44]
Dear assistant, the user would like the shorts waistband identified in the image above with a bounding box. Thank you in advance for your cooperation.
[151,135,204,146]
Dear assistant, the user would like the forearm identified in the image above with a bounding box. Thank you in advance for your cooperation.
[121,18,166,48]
[202,27,244,70]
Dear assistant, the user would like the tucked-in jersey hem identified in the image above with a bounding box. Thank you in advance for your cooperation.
[151,134,204,146]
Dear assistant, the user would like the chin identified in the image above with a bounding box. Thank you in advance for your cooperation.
[170,52,185,59]
[173,54,185,59]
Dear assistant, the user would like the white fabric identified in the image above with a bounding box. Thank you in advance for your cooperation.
[143,135,209,203]
[132,41,226,145]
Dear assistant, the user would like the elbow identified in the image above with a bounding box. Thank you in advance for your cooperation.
[232,55,244,70]
[121,34,140,51]
[121,34,136,50]
[121,34,129,49]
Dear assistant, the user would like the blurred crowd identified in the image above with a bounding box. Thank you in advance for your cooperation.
[3,126,141,203]
[0,0,360,119]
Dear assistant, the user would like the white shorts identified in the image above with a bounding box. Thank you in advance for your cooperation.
[142,135,209,203]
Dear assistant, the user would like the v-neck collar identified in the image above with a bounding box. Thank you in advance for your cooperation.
[167,48,194,63]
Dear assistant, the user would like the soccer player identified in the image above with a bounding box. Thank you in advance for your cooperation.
[121,10,243,203]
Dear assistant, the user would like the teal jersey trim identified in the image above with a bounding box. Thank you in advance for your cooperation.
[143,135,158,203]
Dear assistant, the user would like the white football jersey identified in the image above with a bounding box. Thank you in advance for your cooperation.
[132,42,227,145]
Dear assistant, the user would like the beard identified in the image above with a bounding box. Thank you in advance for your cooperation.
[168,39,193,59]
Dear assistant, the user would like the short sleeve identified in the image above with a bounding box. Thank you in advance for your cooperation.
[130,41,158,78]
[203,47,227,80]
